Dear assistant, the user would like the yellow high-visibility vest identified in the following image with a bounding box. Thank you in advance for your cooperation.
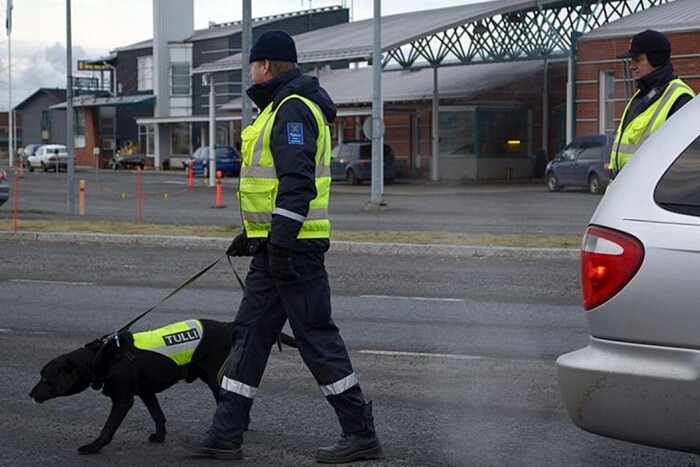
[611,78,694,173]
[132,320,203,366]
[238,94,331,239]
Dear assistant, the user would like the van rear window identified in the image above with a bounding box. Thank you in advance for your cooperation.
[655,135,700,216]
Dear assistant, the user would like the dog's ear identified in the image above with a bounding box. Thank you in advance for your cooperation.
[55,362,79,395]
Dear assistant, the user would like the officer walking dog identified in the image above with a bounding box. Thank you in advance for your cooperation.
[30,319,236,454]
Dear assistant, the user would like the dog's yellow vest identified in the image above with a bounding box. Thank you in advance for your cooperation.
[132,320,203,366]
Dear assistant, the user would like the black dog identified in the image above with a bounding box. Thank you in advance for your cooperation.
[29,319,295,455]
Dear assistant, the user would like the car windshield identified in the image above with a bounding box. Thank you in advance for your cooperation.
[48,147,67,155]
[194,147,236,159]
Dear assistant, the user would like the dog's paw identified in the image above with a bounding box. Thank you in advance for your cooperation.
[77,442,103,455]
[149,432,166,444]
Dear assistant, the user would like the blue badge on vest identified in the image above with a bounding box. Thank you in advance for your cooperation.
[287,122,304,145]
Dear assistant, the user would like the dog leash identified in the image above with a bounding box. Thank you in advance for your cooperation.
[106,251,290,352]
[114,255,227,335]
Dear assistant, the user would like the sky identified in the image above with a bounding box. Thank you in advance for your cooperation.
[0,0,483,109]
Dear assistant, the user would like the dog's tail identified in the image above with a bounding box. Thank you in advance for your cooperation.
[279,332,297,348]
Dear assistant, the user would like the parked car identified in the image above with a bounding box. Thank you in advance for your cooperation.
[330,140,397,185]
[109,154,145,170]
[545,134,613,194]
[0,165,8,207]
[28,144,68,172]
[184,145,241,178]
[556,97,700,453]
[20,143,42,169]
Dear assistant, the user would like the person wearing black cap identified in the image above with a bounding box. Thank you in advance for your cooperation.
[611,29,695,176]
[178,30,382,464]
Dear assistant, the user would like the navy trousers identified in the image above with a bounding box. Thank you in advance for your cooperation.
[211,246,370,444]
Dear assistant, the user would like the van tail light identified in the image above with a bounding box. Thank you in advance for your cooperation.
[0,169,5,181]
[581,225,644,310]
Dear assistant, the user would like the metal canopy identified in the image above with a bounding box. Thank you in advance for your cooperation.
[50,94,155,109]
[220,60,546,110]
[193,0,675,74]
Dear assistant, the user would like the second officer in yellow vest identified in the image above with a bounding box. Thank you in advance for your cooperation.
[178,30,382,464]
[611,29,694,176]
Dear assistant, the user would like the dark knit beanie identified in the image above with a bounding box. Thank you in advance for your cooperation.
[618,29,671,67]
[249,30,297,63]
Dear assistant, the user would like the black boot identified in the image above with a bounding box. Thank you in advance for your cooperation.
[177,430,242,460]
[316,431,383,464]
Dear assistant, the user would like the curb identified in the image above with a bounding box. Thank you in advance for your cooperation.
[0,231,579,260]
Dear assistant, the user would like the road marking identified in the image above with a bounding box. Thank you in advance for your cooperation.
[0,329,10,333]
[361,294,468,302]
[358,350,484,361]
[9,279,95,286]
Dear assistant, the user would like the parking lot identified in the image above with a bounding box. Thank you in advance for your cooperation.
[0,168,602,238]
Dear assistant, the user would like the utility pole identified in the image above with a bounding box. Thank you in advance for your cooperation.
[367,0,384,209]
[66,0,76,215]
[241,0,252,129]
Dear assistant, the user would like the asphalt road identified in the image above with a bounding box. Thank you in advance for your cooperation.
[1,240,698,466]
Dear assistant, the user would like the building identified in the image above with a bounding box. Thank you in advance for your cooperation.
[50,2,350,169]
[13,88,66,149]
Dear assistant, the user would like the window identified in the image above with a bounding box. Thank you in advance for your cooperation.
[171,123,191,155]
[41,111,50,132]
[138,124,154,155]
[171,63,191,96]
[137,55,153,91]
[478,108,529,157]
[578,146,602,161]
[438,109,475,155]
[74,108,86,148]
[655,135,700,216]
[600,70,616,134]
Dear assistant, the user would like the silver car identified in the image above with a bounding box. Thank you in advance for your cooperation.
[557,96,700,453]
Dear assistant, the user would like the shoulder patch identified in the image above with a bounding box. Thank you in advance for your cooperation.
[287,122,304,145]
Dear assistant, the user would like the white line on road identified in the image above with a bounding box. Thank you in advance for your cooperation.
[9,279,96,286]
[361,295,469,302]
[358,350,484,361]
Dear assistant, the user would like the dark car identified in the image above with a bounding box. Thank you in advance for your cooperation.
[545,134,613,194]
[184,145,241,178]
[0,165,9,207]
[330,140,397,185]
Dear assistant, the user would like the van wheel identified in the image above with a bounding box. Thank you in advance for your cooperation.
[546,173,560,192]
[588,174,602,194]
[347,170,359,186]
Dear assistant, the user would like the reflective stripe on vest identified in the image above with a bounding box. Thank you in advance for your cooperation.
[132,319,203,366]
[612,79,695,172]
[238,94,331,239]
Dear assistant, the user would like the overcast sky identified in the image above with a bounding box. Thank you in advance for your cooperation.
[0,0,483,109]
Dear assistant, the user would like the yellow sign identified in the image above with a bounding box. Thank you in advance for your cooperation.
[78,61,110,71]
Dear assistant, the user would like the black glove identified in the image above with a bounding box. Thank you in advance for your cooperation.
[226,231,262,257]
[267,243,300,282]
